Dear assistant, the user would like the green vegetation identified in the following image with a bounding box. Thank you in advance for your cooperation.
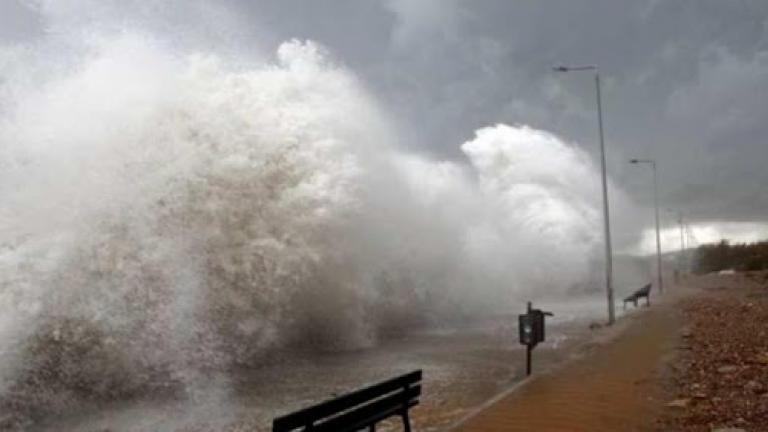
[694,240,768,274]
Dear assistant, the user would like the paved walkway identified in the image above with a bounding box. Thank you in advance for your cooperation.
[454,306,679,432]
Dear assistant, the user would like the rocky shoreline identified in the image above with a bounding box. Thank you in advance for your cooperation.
[659,273,768,431]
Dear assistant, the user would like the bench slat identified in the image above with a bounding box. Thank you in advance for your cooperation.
[312,386,420,432]
[272,370,421,431]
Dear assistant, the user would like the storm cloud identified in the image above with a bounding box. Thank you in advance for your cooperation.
[2,0,768,243]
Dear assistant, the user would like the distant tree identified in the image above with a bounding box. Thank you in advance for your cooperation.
[694,239,768,274]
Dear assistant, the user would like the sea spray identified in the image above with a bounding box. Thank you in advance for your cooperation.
[0,30,611,425]
[0,35,385,422]
[461,124,603,298]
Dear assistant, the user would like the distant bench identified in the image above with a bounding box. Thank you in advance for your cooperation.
[272,370,422,432]
[623,283,651,309]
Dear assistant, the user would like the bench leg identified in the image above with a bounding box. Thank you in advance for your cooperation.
[633,298,638,308]
[402,411,411,432]
[369,425,375,432]
[646,296,650,307]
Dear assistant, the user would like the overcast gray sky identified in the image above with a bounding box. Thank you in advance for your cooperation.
[2,0,768,240]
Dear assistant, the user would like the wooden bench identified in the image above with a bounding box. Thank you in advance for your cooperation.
[623,283,651,309]
[272,370,422,432]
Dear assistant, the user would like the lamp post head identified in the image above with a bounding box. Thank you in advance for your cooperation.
[552,65,597,73]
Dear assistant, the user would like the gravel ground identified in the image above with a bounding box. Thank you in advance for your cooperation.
[658,272,768,431]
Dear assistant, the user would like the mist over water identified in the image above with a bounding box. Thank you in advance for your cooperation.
[0,15,615,426]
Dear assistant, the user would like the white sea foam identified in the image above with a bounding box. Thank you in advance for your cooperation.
[0,24,613,423]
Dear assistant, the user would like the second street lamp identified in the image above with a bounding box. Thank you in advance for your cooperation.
[553,65,615,325]
[630,158,664,295]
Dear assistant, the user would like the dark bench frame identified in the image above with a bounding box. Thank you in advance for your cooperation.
[272,370,422,432]
[623,283,651,309]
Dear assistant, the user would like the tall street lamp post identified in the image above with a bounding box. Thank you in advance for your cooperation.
[553,65,615,325]
[630,158,664,295]
[677,212,687,275]
[665,208,688,280]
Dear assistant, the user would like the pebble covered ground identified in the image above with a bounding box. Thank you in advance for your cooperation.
[659,272,768,431]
